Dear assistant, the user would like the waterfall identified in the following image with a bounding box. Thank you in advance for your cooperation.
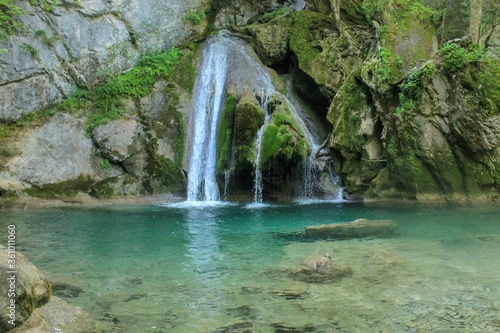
[253,106,271,204]
[283,75,344,201]
[187,36,229,202]
[187,31,275,203]
[186,31,342,204]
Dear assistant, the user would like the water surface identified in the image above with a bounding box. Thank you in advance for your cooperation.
[1,202,499,332]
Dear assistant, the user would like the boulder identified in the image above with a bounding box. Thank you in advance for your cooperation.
[289,253,352,283]
[10,297,96,333]
[0,246,51,331]
[92,119,145,175]
[304,218,399,240]
[8,114,96,187]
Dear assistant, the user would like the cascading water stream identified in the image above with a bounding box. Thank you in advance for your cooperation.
[187,36,229,202]
[283,75,344,201]
[187,31,275,203]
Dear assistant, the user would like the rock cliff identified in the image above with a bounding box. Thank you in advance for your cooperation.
[0,0,498,203]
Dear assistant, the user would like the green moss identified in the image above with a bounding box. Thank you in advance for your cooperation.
[363,0,434,25]
[444,47,499,117]
[23,176,94,199]
[216,93,237,173]
[289,11,334,76]
[0,0,25,40]
[234,101,265,165]
[44,48,186,134]
[328,77,367,152]
[90,181,113,198]
[142,133,184,194]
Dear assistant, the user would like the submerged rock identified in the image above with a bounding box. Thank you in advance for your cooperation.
[304,218,399,240]
[0,245,51,331]
[11,296,96,333]
[289,253,352,283]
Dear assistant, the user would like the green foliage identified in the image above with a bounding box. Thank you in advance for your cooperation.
[35,29,58,45]
[29,0,59,12]
[396,62,435,117]
[363,0,434,23]
[378,47,403,81]
[438,42,485,72]
[21,43,39,59]
[0,0,25,39]
[182,10,205,25]
[461,55,500,116]
[62,48,183,134]
[102,159,111,170]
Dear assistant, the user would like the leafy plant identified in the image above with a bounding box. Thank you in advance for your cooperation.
[102,159,111,170]
[377,47,403,81]
[35,29,58,45]
[438,42,485,72]
[0,0,25,39]
[21,43,40,59]
[29,0,59,12]
[182,10,205,25]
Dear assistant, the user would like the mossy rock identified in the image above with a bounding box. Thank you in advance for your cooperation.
[23,176,95,199]
[289,10,337,109]
[90,181,114,199]
[216,92,238,174]
[234,91,266,166]
[261,98,309,165]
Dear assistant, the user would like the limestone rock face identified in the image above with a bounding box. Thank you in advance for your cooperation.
[0,0,208,121]
[6,114,101,188]
[0,246,51,331]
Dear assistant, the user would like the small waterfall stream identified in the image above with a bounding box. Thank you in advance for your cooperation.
[284,75,344,201]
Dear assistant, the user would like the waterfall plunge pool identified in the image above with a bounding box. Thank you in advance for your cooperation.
[2,202,499,332]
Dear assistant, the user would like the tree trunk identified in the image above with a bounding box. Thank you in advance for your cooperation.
[470,0,483,44]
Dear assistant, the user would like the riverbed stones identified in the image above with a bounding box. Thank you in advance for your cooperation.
[304,218,399,240]
[0,246,51,331]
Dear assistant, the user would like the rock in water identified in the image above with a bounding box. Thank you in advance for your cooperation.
[0,245,51,331]
[289,253,352,283]
[304,218,399,240]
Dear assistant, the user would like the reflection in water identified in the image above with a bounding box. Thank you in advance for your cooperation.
[184,208,225,311]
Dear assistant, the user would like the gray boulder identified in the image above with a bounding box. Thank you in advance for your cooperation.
[0,246,51,331]
[92,118,145,174]
[8,114,95,187]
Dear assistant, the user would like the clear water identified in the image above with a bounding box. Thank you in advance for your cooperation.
[1,203,499,332]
